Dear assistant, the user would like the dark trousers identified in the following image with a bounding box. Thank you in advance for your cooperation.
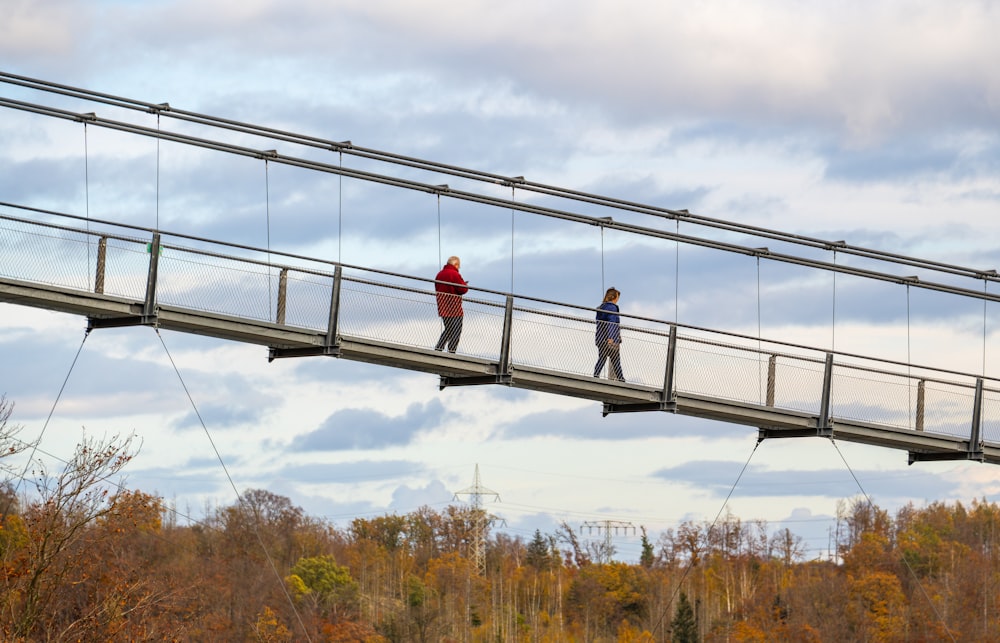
[435,316,463,352]
[594,341,624,380]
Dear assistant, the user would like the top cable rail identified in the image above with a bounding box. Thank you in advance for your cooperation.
[2,70,999,286]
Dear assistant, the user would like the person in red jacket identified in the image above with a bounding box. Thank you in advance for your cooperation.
[434,256,469,352]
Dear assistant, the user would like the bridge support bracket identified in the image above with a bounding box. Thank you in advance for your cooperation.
[757,426,833,441]
[602,400,677,416]
[88,315,158,330]
[268,345,341,361]
[908,450,984,465]
[439,374,512,389]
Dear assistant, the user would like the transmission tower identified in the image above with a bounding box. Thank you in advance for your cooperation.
[582,520,635,563]
[454,464,503,575]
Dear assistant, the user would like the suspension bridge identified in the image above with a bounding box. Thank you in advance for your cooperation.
[2,71,1000,467]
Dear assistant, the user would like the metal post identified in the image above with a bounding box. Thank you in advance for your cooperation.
[970,378,984,457]
[766,354,777,407]
[276,268,288,325]
[143,233,161,321]
[661,325,677,404]
[325,265,342,348]
[818,353,834,434]
[95,236,107,294]
[915,380,925,431]
[498,295,513,379]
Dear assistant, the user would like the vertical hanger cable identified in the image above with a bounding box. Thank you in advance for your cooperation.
[265,160,272,318]
[84,123,91,288]
[600,225,606,293]
[510,186,515,293]
[831,250,838,351]
[338,151,343,264]
[674,219,680,324]
[156,113,161,230]
[757,255,763,404]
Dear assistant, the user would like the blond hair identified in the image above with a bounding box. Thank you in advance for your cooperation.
[603,287,620,303]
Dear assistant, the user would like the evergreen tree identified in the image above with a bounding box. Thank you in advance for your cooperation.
[671,591,698,643]
[526,529,552,570]
[640,526,655,568]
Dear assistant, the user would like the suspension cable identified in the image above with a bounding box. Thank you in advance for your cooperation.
[5,71,994,287]
[651,439,762,638]
[265,159,273,319]
[83,122,91,288]
[155,328,312,642]
[338,151,343,264]
[674,219,680,324]
[831,250,838,351]
[155,112,161,230]
[600,225,606,294]
[830,439,958,642]
[907,284,912,428]
[757,255,763,405]
[4,328,91,515]
[510,185,515,293]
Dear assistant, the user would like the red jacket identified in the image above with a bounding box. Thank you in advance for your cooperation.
[435,263,468,317]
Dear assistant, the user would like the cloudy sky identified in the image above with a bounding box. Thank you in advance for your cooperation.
[2,0,1000,562]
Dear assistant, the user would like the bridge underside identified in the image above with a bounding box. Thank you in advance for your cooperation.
[4,276,994,466]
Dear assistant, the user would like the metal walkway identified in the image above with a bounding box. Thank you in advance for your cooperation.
[2,209,998,465]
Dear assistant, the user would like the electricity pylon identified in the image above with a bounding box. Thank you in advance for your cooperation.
[582,519,636,563]
[454,464,503,575]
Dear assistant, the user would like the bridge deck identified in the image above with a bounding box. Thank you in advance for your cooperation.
[2,213,997,466]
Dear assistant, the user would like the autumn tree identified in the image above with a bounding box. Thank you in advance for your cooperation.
[5,431,136,638]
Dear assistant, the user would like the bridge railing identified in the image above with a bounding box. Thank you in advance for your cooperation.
[1,210,997,447]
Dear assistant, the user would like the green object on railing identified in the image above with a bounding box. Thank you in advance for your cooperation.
[146,242,164,256]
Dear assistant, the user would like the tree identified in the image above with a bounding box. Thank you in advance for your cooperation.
[7,431,137,638]
[287,553,360,621]
[526,529,557,571]
[640,526,655,569]
[670,591,697,643]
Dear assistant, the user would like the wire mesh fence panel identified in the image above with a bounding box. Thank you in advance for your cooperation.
[156,248,274,322]
[673,338,772,404]
[921,381,977,439]
[452,299,506,360]
[100,236,155,300]
[338,281,441,348]
[830,367,918,429]
[0,220,97,291]
[617,327,671,387]
[509,308,598,377]
[771,357,826,415]
[981,389,1000,444]
[281,270,334,332]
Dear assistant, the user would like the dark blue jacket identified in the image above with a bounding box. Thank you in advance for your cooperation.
[595,302,621,345]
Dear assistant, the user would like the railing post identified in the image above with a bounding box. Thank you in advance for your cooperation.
[95,236,107,294]
[915,379,925,431]
[325,265,342,348]
[766,354,777,407]
[817,353,834,434]
[498,295,513,378]
[143,233,161,321]
[661,325,677,405]
[276,268,288,325]
[970,378,984,459]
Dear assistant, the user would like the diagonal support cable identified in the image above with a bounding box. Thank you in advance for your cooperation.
[154,328,313,642]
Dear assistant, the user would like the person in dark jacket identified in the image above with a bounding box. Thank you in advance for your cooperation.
[434,256,469,352]
[593,287,624,381]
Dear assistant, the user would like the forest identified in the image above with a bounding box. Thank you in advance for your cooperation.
[1,397,998,642]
